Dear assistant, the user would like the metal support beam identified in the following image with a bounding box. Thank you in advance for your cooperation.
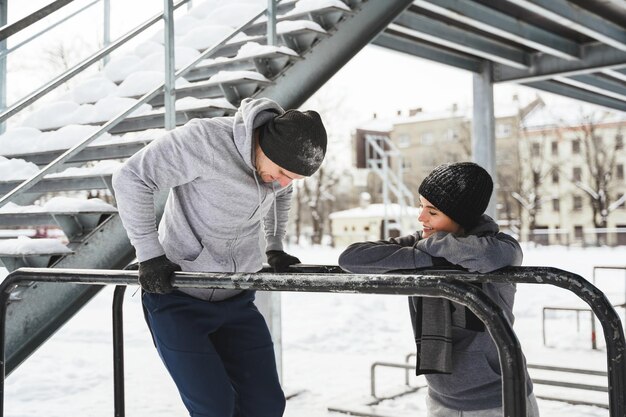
[103,0,110,66]
[493,43,626,83]
[259,0,417,109]
[472,62,496,219]
[603,68,626,83]
[374,30,483,73]
[523,80,626,112]
[504,0,626,52]
[163,0,176,130]
[0,0,6,135]
[557,74,626,102]
[267,0,277,46]
[412,0,580,60]
[391,10,530,69]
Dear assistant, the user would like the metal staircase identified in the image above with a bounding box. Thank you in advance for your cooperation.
[0,0,414,375]
[364,133,416,237]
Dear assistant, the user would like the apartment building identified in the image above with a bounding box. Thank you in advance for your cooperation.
[351,99,626,246]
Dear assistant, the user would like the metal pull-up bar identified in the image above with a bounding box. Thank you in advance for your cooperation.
[0,265,624,417]
[0,266,527,417]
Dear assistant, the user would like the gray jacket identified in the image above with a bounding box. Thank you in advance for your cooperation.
[112,98,291,301]
[338,216,533,411]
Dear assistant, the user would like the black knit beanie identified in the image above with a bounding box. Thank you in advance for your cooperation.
[259,109,327,176]
[418,162,493,229]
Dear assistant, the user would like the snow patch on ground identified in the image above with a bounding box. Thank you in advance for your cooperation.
[0,236,71,255]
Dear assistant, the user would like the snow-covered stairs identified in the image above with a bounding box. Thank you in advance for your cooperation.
[0,0,416,376]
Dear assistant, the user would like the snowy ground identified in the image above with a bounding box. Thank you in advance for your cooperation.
[2,244,625,416]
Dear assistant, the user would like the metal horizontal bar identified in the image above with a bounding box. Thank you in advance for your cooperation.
[4,141,149,166]
[374,30,484,73]
[493,43,626,83]
[0,212,110,228]
[411,0,580,60]
[391,10,530,69]
[0,0,73,41]
[527,363,607,377]
[532,378,607,392]
[523,80,626,112]
[2,266,527,417]
[504,0,626,52]
[0,175,112,195]
[603,68,626,83]
[556,74,626,101]
[534,394,608,409]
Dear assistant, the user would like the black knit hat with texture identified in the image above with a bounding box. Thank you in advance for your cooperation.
[259,109,327,176]
[418,162,493,229]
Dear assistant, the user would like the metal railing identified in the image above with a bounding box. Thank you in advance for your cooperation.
[0,266,529,417]
[0,266,624,416]
[0,1,279,208]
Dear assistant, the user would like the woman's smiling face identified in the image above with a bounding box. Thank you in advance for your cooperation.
[418,196,462,238]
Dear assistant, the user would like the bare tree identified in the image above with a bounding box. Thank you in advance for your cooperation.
[302,163,339,244]
[510,101,553,240]
[565,111,623,243]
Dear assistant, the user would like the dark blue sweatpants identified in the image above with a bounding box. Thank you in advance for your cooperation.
[142,290,286,417]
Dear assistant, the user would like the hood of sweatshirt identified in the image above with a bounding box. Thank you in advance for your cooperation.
[232,97,284,172]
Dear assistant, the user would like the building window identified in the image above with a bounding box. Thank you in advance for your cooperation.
[398,134,411,148]
[551,141,558,156]
[574,225,583,239]
[616,134,624,150]
[364,226,370,231]
[552,198,560,212]
[572,139,581,154]
[445,128,459,142]
[617,164,624,180]
[420,132,434,145]
[573,167,582,182]
[531,142,541,157]
[496,123,512,138]
[573,195,583,211]
[552,170,559,184]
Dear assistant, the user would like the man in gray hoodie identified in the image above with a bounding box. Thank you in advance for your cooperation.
[112,97,327,417]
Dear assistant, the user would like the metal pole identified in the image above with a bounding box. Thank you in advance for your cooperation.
[103,0,110,66]
[163,0,176,131]
[0,288,10,417]
[472,61,496,219]
[382,149,389,238]
[267,0,277,46]
[113,286,126,417]
[0,0,6,135]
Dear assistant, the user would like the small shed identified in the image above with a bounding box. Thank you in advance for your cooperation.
[329,203,421,247]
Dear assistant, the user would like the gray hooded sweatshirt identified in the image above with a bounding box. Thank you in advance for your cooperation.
[112,98,291,301]
[338,215,533,411]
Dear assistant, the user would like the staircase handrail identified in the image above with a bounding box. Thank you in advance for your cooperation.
[0,0,75,42]
[0,0,192,124]
[0,2,276,208]
[0,0,102,61]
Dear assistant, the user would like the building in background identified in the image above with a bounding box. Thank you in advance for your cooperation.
[346,97,626,246]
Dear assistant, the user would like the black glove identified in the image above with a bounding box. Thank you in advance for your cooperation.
[138,255,181,294]
[266,250,301,272]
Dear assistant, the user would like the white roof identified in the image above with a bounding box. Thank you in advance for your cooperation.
[329,203,419,220]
